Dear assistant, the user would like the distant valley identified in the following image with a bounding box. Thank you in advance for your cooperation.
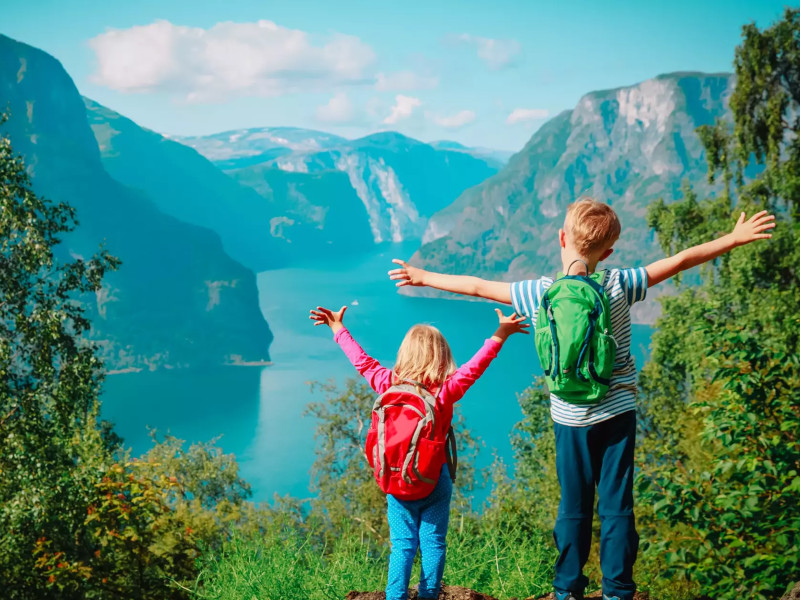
[178,127,503,250]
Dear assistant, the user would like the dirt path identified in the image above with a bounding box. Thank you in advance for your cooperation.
[347,581,800,600]
[346,586,499,600]
[345,587,653,600]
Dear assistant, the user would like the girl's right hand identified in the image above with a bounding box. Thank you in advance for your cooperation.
[309,306,347,334]
[491,309,529,343]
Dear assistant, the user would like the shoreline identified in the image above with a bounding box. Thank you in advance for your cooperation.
[106,361,273,376]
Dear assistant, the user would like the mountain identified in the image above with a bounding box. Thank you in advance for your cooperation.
[225,131,502,244]
[83,99,285,271]
[411,72,735,314]
[225,163,374,257]
[428,140,514,165]
[0,34,272,370]
[176,127,347,170]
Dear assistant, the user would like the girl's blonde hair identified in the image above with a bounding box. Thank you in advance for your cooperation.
[393,324,457,390]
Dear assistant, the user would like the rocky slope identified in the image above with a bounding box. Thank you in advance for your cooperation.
[411,73,734,297]
[0,34,272,370]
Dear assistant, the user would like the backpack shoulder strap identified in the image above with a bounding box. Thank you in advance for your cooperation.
[445,426,457,482]
[565,258,590,276]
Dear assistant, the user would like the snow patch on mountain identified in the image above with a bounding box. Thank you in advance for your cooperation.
[275,156,310,173]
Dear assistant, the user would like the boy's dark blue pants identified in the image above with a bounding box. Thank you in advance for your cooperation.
[552,410,638,600]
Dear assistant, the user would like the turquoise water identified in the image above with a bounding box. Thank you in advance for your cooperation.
[101,243,653,502]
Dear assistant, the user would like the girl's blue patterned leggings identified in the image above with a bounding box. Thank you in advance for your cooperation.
[385,465,453,600]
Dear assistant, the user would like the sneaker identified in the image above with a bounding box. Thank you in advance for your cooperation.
[555,591,584,600]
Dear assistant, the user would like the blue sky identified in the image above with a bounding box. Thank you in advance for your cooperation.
[3,0,791,150]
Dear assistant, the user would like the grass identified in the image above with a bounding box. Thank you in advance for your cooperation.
[189,521,555,600]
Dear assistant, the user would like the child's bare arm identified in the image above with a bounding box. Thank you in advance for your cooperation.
[645,211,775,287]
[388,259,513,305]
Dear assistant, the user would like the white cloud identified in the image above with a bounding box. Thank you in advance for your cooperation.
[316,92,355,123]
[455,34,521,70]
[431,109,476,129]
[506,108,549,124]
[375,70,438,91]
[383,95,422,125]
[89,20,376,102]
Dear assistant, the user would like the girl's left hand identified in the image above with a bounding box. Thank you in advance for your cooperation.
[492,309,529,342]
[309,306,347,333]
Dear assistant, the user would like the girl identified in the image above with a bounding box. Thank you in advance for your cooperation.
[309,304,528,600]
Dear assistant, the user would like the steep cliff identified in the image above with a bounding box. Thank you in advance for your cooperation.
[0,34,272,370]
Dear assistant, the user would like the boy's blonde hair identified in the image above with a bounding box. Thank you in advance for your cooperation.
[565,197,621,256]
[394,324,457,390]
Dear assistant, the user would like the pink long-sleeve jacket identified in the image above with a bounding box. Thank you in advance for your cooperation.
[333,327,502,436]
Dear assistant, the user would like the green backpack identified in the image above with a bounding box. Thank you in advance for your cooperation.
[534,262,617,404]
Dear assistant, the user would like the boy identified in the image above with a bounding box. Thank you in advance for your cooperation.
[387,198,775,600]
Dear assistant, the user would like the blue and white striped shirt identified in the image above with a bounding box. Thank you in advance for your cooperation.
[510,268,648,427]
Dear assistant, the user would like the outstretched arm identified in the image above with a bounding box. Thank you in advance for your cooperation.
[441,309,528,403]
[646,210,775,287]
[388,259,513,304]
[309,306,393,393]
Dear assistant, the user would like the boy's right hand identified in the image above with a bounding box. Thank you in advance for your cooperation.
[388,259,426,287]
[492,309,529,343]
[309,306,347,334]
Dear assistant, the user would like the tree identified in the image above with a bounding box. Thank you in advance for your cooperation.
[636,9,800,599]
[0,116,119,597]
[34,434,255,599]
[0,117,257,599]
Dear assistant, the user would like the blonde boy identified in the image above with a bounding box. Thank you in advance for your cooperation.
[388,198,774,600]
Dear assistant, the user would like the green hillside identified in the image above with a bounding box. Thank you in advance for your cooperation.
[84,98,281,270]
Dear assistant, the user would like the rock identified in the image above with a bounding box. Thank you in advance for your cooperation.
[781,581,800,600]
[530,592,650,600]
[346,585,500,600]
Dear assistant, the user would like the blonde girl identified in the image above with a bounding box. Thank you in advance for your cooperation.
[310,305,527,600]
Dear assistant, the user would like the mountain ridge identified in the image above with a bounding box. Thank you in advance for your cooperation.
[409,71,737,322]
[83,97,282,271]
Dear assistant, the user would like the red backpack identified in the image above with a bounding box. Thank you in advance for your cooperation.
[364,380,457,500]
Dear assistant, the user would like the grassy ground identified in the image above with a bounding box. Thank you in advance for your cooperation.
[189,522,554,600]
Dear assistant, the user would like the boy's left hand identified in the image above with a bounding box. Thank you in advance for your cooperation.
[731,210,776,246]
[309,306,347,334]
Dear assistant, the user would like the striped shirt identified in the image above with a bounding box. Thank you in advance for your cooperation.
[510,267,648,427]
